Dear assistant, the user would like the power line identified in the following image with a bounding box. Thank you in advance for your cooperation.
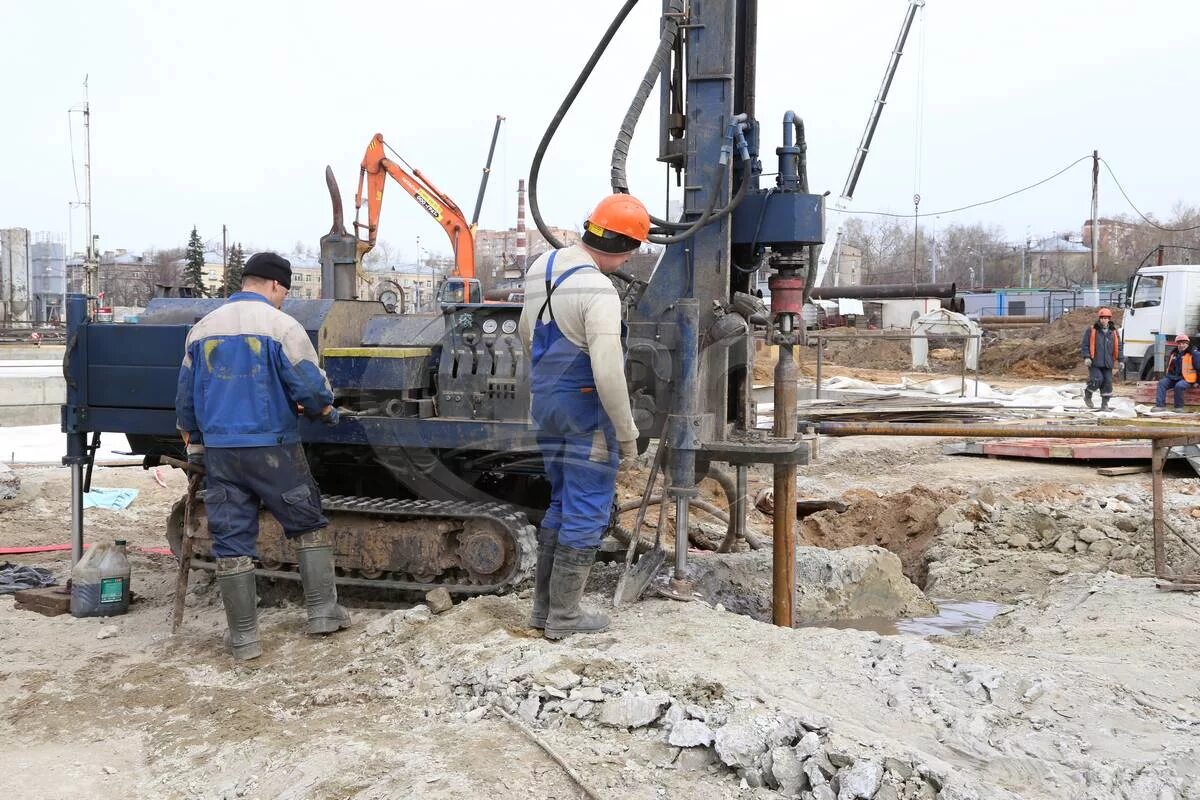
[829,154,1093,219]
[1099,158,1200,232]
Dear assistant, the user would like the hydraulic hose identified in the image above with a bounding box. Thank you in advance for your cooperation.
[528,0,641,250]
[611,0,685,204]
[646,154,751,246]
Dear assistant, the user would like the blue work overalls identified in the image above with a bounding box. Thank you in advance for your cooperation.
[530,251,621,549]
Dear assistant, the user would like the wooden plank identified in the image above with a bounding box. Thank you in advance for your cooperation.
[1097,465,1152,476]
[979,438,1152,460]
[1134,381,1200,405]
[1156,580,1200,592]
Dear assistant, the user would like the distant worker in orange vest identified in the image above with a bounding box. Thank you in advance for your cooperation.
[1153,334,1198,412]
[1080,307,1119,411]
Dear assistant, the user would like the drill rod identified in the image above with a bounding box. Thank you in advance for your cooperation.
[772,316,798,627]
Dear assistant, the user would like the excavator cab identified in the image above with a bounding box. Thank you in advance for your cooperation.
[437,277,482,307]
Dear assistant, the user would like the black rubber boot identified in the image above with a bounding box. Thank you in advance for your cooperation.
[1100,395,1111,412]
[216,556,262,661]
[1083,389,1094,409]
[544,544,610,640]
[296,530,352,635]
[529,527,558,629]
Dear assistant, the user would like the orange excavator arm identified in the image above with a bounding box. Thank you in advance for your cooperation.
[353,133,476,279]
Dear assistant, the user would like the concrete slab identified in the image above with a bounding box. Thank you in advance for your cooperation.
[0,345,65,360]
[0,424,137,465]
[0,361,65,426]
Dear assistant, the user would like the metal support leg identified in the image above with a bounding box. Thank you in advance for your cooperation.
[733,465,748,546]
[70,461,84,565]
[1153,444,1166,578]
[815,338,823,399]
[674,494,690,577]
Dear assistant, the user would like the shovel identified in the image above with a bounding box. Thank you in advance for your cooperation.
[613,428,668,608]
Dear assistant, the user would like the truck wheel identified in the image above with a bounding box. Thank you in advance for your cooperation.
[1139,358,1156,381]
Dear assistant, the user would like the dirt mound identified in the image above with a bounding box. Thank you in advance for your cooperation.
[816,328,913,371]
[800,486,960,585]
[979,307,1123,376]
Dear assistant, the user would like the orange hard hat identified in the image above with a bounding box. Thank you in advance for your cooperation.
[582,194,651,253]
[1097,307,1113,318]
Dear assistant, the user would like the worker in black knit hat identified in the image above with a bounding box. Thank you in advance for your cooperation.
[175,250,351,661]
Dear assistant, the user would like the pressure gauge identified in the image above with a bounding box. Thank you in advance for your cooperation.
[482,318,499,334]
[501,319,518,334]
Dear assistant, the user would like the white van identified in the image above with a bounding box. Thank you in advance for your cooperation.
[1120,264,1200,379]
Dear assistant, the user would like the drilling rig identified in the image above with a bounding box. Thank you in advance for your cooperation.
[62,0,825,623]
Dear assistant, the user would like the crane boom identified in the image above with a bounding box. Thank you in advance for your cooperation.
[471,115,505,229]
[814,0,924,288]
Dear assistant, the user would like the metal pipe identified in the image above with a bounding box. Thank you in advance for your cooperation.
[809,281,955,300]
[976,315,1045,325]
[815,421,1198,441]
[668,299,700,582]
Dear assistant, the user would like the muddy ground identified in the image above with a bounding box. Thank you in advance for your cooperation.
[3,417,1200,799]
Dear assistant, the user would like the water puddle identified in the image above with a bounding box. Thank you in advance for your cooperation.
[801,599,1009,637]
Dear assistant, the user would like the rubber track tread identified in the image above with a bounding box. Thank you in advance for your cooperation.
[320,494,537,594]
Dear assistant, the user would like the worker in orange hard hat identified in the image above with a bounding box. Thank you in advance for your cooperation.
[1154,333,1198,412]
[1080,307,1118,411]
[517,193,651,640]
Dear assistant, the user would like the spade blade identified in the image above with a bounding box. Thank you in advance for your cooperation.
[617,547,666,605]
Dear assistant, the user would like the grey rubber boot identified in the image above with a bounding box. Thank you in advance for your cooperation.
[529,527,559,629]
[216,556,262,661]
[1100,395,1111,411]
[544,544,610,640]
[296,530,352,634]
[1083,389,1094,409]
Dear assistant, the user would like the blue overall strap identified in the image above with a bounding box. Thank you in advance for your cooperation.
[536,250,596,324]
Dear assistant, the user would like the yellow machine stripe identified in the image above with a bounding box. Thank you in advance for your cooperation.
[324,347,433,359]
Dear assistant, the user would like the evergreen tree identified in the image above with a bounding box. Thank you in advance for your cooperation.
[184,226,207,296]
[223,243,245,296]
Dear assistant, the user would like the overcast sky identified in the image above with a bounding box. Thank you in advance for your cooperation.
[2,1,1197,261]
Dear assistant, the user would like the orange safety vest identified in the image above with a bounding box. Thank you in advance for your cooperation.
[1167,350,1198,383]
[1088,327,1120,362]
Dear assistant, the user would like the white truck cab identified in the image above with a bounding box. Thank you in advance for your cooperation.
[1120,264,1200,379]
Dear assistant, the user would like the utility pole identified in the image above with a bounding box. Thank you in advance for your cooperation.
[1090,149,1100,303]
[69,76,98,300]
[221,224,228,294]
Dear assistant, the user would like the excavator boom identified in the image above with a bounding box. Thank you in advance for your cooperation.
[354,133,476,280]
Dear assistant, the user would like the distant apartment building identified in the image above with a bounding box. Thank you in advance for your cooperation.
[474,226,580,275]
[1028,233,1091,286]
[1082,218,1139,262]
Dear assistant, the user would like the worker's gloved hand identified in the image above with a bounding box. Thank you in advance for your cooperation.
[186,443,205,469]
[320,405,340,426]
[1083,357,1093,368]
[617,439,638,474]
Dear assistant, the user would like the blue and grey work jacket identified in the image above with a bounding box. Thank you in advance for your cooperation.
[175,292,334,448]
